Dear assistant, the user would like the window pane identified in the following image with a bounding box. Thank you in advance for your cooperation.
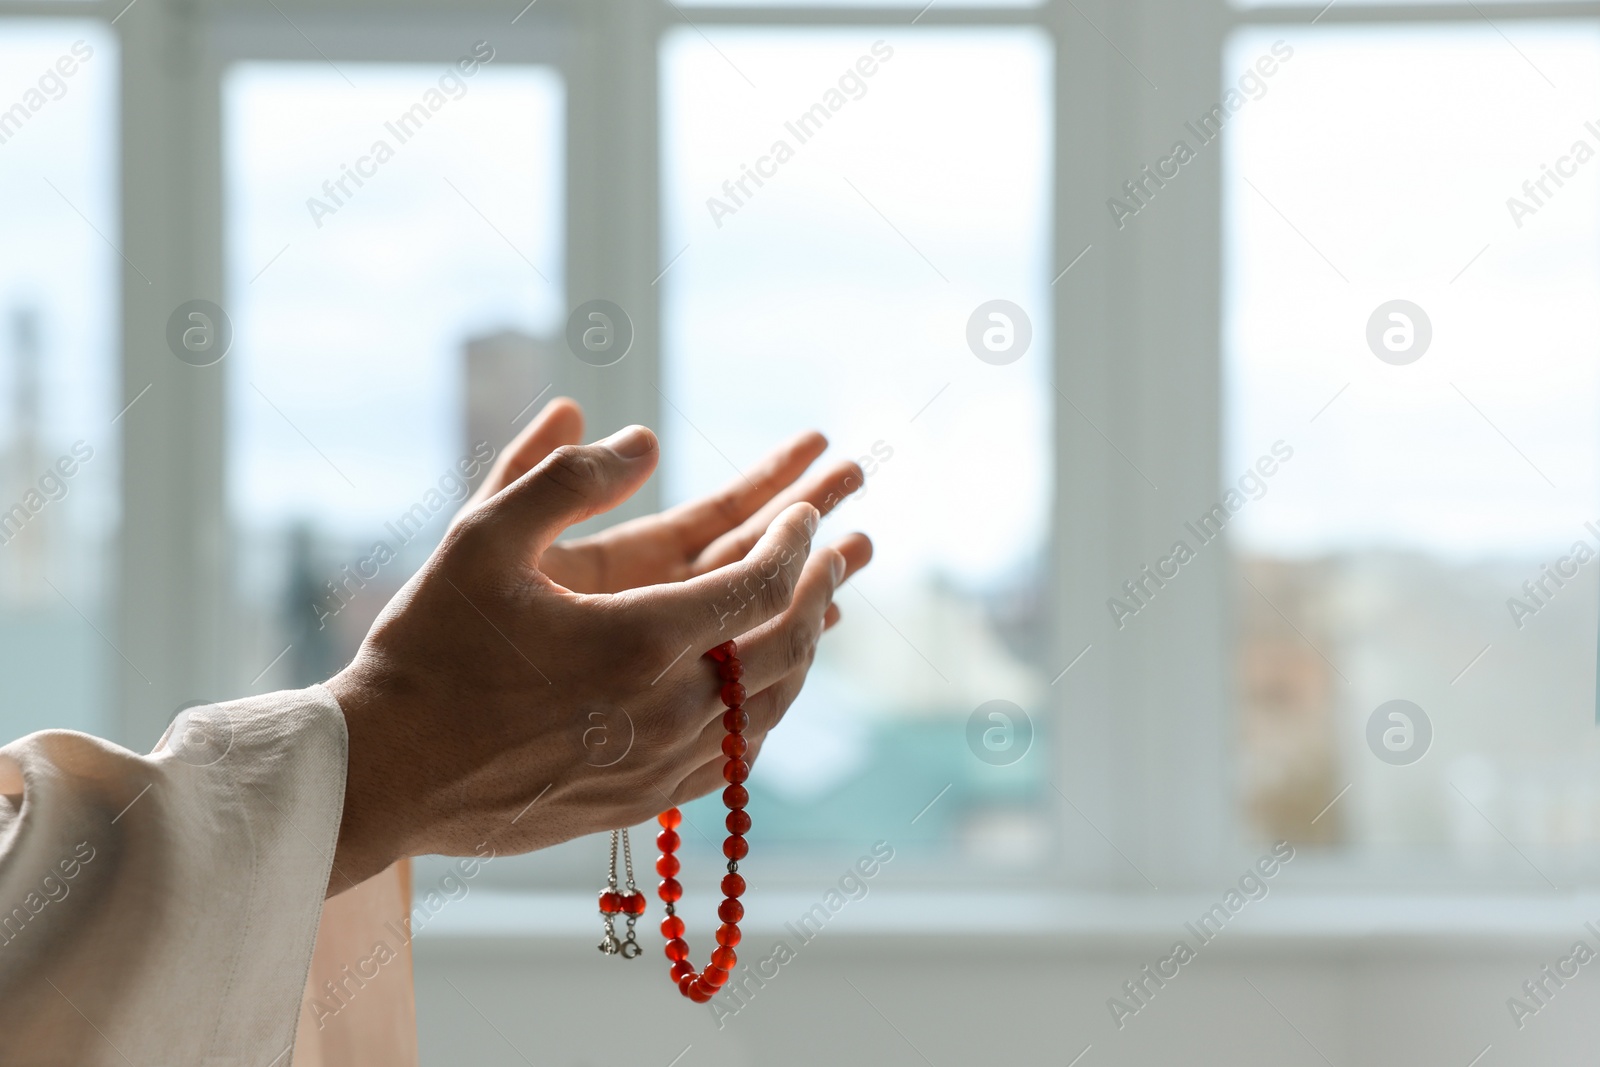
[1226,23,1600,880]
[662,28,1053,868]
[677,0,1039,8]
[0,21,118,741]
[1232,0,1574,8]
[224,61,562,689]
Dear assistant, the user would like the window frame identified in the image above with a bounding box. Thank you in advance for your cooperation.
[3,0,1590,894]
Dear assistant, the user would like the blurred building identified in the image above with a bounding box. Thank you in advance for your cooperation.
[463,330,554,493]
[2,306,47,608]
[266,329,555,689]
[1237,555,1343,845]
[1237,548,1600,855]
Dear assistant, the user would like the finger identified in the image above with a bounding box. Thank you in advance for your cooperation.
[730,533,866,683]
[684,663,805,773]
[675,534,871,789]
[819,532,871,632]
[672,734,768,807]
[475,397,585,504]
[733,544,844,697]
[473,426,658,561]
[831,531,873,580]
[664,431,828,554]
[693,458,865,575]
[726,531,870,675]
[744,672,809,739]
[689,531,870,745]
[675,533,866,754]
[621,501,819,648]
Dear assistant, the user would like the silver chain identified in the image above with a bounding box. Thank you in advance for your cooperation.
[599,828,642,959]
[620,827,636,891]
[619,827,641,958]
[598,830,622,955]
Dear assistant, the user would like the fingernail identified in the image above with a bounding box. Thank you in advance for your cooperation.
[604,425,654,459]
[831,553,846,584]
[803,506,819,535]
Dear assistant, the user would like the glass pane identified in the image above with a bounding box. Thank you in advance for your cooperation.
[678,0,1038,8]
[223,62,562,689]
[1226,23,1600,881]
[1232,0,1574,8]
[0,21,118,741]
[662,28,1053,870]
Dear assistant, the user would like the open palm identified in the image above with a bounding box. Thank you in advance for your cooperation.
[456,398,872,606]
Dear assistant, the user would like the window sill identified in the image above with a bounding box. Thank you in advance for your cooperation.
[411,889,1600,955]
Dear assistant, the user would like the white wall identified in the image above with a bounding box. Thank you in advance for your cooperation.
[414,893,1600,1065]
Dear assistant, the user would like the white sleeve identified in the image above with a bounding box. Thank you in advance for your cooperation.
[0,686,348,1066]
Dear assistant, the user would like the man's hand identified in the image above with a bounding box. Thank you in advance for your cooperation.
[461,398,870,608]
[325,424,871,894]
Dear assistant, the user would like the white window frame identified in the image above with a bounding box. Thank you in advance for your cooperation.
[3,0,1588,895]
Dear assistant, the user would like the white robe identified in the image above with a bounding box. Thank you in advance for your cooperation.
[0,686,418,1065]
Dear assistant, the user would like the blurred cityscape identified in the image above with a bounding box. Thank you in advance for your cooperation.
[0,304,108,740]
[237,327,1054,863]
[2,308,49,607]
[6,311,1600,864]
[1237,550,1600,854]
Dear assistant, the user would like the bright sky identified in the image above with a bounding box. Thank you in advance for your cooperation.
[1225,23,1600,562]
[224,61,563,534]
[12,13,1600,848]
[12,19,1589,577]
[659,29,1054,590]
[221,32,1054,595]
[0,20,118,546]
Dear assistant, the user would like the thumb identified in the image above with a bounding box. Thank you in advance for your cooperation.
[472,396,585,507]
[481,425,658,561]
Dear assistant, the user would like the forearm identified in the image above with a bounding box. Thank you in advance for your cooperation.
[0,689,346,1062]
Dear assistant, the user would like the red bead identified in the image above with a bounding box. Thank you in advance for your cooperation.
[621,891,647,915]
[598,890,623,914]
[656,645,765,1004]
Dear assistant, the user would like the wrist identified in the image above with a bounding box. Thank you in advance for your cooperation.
[324,661,417,894]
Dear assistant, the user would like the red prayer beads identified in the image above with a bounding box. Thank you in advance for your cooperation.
[597,889,647,916]
[596,825,645,957]
[657,639,749,1002]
